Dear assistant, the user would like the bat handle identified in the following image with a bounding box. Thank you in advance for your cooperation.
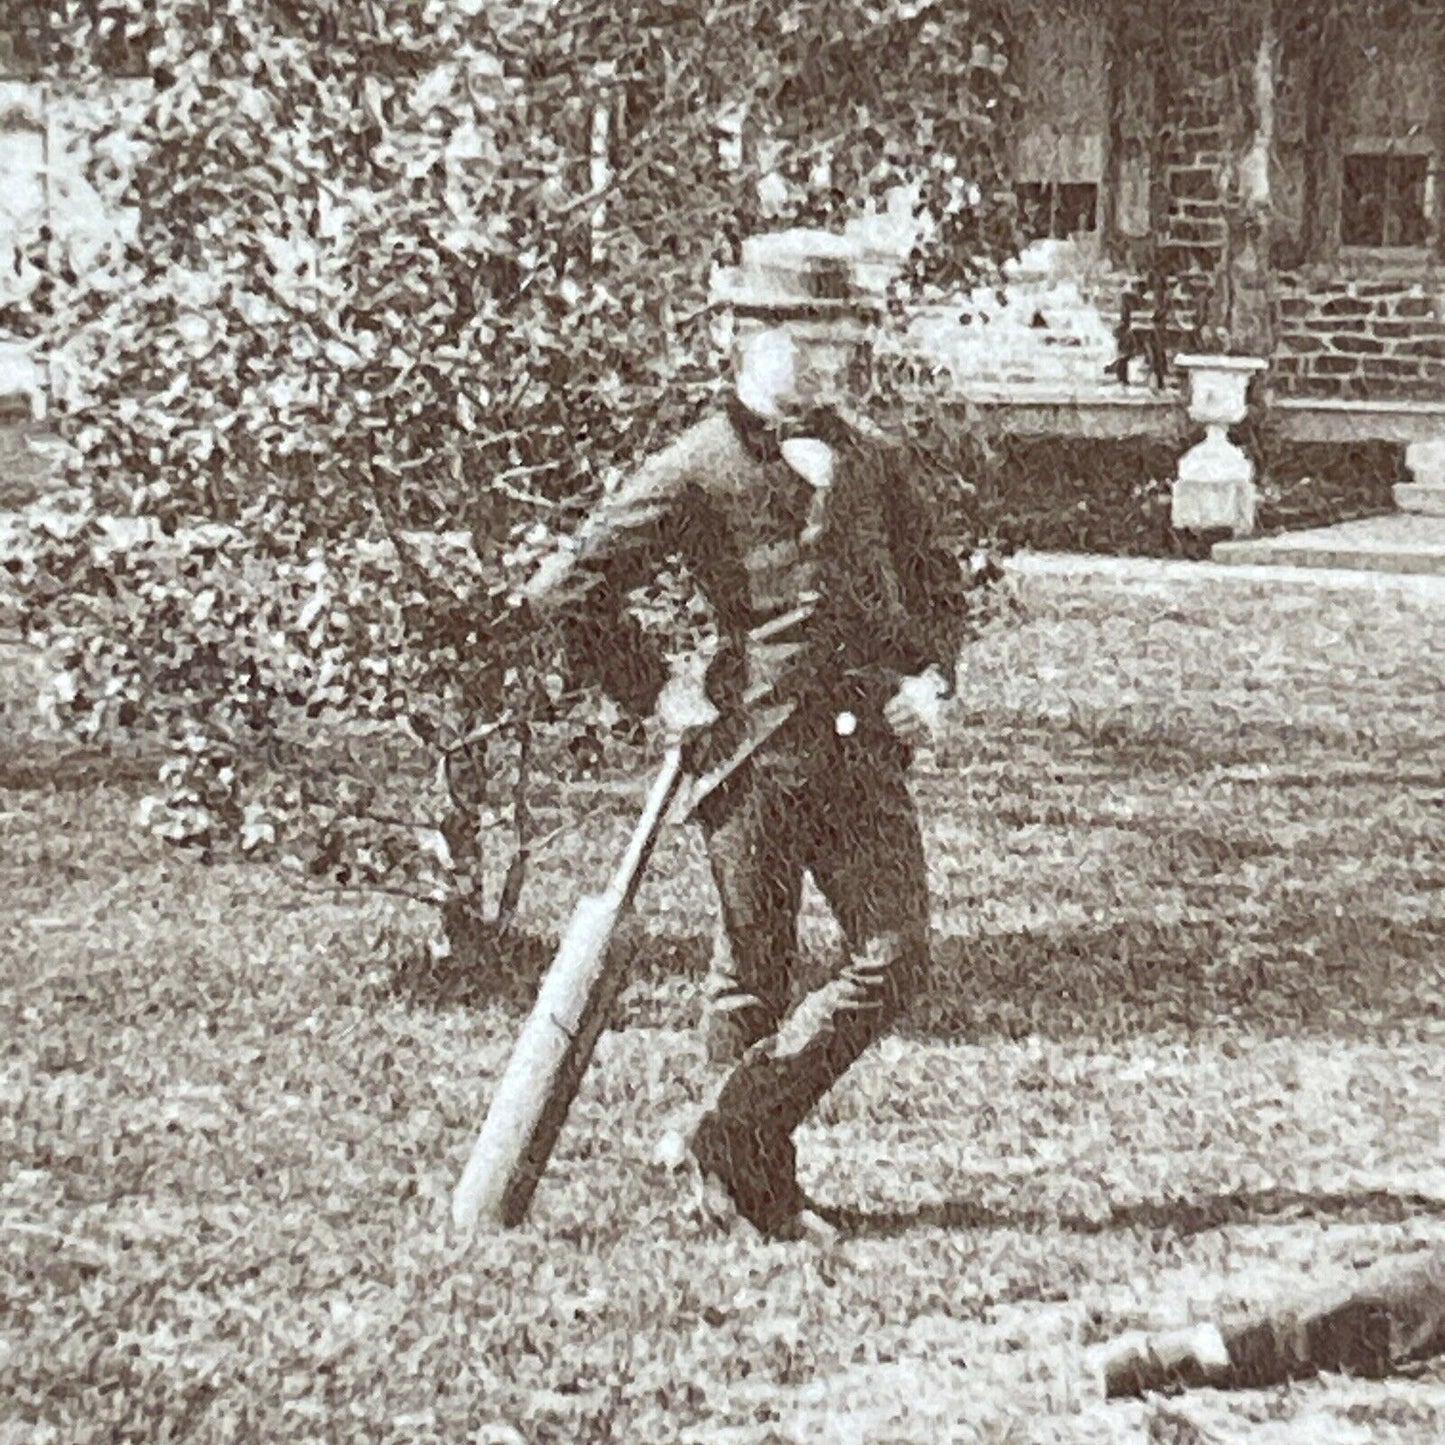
[609,746,686,907]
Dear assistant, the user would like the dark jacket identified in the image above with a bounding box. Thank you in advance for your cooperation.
[528,397,972,782]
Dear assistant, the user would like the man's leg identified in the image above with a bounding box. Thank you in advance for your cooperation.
[686,767,815,1234]
[708,743,931,1149]
[697,771,803,1067]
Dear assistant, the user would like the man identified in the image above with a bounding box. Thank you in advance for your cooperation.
[524,247,973,1238]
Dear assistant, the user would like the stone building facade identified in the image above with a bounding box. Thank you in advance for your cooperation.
[950,0,1445,521]
[1008,0,1445,409]
[4,1,1444,499]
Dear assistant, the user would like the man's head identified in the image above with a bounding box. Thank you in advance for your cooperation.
[730,321,865,421]
[711,229,883,419]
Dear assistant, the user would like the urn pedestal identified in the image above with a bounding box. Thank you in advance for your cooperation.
[1172,354,1268,537]
[1396,440,1445,516]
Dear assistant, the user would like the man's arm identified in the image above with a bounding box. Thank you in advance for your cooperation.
[523,428,701,608]
[523,427,702,718]
[874,438,977,692]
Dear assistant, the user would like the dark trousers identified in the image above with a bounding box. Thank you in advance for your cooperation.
[694,717,930,1139]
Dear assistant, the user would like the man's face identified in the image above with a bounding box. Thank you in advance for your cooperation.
[732,322,863,418]
[792,328,860,406]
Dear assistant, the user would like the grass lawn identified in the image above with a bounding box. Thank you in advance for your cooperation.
[3,569,1445,1444]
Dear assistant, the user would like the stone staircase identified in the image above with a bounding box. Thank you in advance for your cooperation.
[1213,440,1445,577]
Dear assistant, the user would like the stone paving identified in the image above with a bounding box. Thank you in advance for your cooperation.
[1007,545,1445,598]
[1212,513,1445,577]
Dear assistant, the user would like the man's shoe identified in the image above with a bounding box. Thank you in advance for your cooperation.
[688,1108,809,1240]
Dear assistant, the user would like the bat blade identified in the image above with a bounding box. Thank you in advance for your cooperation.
[450,748,685,1236]
[450,890,623,1232]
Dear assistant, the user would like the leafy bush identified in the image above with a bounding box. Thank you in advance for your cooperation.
[11,0,1022,964]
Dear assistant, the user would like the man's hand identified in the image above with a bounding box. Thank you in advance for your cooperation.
[883,667,950,750]
[521,541,578,608]
[655,666,720,761]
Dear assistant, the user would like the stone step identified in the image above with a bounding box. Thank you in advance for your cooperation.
[1212,514,1445,576]
[1394,482,1445,516]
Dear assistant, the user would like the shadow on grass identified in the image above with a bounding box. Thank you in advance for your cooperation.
[904,912,1445,1041]
[0,739,164,792]
[812,1184,1445,1241]
[392,910,1445,1040]
[387,921,712,1016]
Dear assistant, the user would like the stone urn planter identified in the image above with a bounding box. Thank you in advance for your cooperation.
[1172,353,1268,537]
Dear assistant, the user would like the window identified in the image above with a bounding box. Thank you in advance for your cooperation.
[1341,153,1430,248]
[1,15,150,79]
[0,25,46,76]
[1013,0,1106,239]
[1015,181,1099,241]
[1275,2,1443,262]
[1329,2,1438,256]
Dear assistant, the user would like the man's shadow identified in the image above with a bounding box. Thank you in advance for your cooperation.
[809,1185,1445,1240]
[399,911,1445,1040]
[406,917,1445,1246]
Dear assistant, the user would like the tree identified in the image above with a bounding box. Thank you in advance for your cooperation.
[11,0,1020,967]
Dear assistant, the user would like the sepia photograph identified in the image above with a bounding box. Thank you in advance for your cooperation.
[2,0,1444,1440]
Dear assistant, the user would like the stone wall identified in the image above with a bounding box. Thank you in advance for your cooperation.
[1105,0,1445,409]
[1271,278,1445,400]
[1111,9,1237,366]
[1157,9,1233,346]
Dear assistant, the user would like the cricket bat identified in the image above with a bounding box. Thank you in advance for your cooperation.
[451,745,687,1235]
